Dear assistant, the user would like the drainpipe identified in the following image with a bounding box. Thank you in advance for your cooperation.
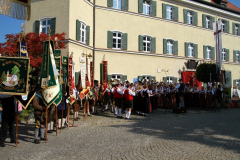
[93,0,96,80]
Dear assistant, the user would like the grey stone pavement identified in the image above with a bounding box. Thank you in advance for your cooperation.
[0,108,240,160]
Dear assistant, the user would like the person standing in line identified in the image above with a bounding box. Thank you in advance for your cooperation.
[113,83,124,118]
[0,95,17,147]
[124,84,135,119]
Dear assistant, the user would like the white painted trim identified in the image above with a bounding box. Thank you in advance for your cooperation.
[39,17,52,21]
[111,73,124,75]
[65,39,240,65]
[181,0,240,18]
[84,0,94,7]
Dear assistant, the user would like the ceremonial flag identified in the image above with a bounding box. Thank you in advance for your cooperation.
[53,49,62,106]
[0,0,31,20]
[39,41,60,108]
[90,62,94,87]
[80,55,86,89]
[213,20,222,76]
[67,53,76,105]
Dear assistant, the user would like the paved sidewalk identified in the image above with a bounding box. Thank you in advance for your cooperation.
[0,108,239,159]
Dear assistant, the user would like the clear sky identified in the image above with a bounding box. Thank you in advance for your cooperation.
[0,0,240,43]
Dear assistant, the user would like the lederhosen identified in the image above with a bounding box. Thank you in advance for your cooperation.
[35,93,45,128]
[206,91,213,109]
[57,96,67,118]
[199,91,205,109]
[193,91,200,109]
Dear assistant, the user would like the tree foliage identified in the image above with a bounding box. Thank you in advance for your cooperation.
[0,32,66,68]
[196,63,216,83]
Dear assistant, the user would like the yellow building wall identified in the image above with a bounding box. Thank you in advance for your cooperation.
[25,0,69,38]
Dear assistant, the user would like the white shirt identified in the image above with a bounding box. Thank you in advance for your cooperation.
[128,89,136,96]
[233,89,239,97]
[117,87,124,95]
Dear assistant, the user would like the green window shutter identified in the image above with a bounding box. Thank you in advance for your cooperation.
[163,39,167,54]
[107,75,112,82]
[86,25,90,45]
[174,41,178,55]
[122,33,128,50]
[162,3,166,18]
[212,47,215,60]
[75,72,80,88]
[122,75,127,83]
[174,77,177,83]
[138,76,143,82]
[174,6,178,21]
[100,63,103,82]
[138,0,143,13]
[233,80,237,87]
[123,0,129,10]
[203,45,207,58]
[194,44,198,58]
[76,20,80,41]
[226,49,229,61]
[202,14,206,28]
[151,37,156,53]
[183,9,188,23]
[34,20,40,34]
[50,17,56,36]
[185,42,188,57]
[233,50,237,62]
[226,20,230,33]
[151,1,157,16]
[194,11,198,26]
[139,35,143,51]
[163,77,167,83]
[107,0,113,7]
[152,76,156,81]
[107,31,113,48]
[233,22,236,35]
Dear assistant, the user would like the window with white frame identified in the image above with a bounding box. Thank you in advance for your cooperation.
[80,22,86,43]
[236,79,240,87]
[187,11,193,24]
[235,24,239,35]
[206,46,212,59]
[167,40,173,54]
[40,19,51,34]
[237,52,240,63]
[221,20,226,32]
[113,0,122,9]
[142,75,151,80]
[206,17,211,29]
[166,5,173,20]
[113,32,122,49]
[143,0,150,15]
[222,48,226,61]
[143,36,151,52]
[111,74,121,81]
[166,76,174,83]
[188,43,194,57]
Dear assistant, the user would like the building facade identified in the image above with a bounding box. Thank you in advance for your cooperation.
[25,0,240,89]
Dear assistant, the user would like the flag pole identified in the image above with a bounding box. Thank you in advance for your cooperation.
[61,101,63,132]
[16,102,18,147]
[45,107,48,142]
[55,105,57,136]
[72,103,75,126]
[68,105,70,130]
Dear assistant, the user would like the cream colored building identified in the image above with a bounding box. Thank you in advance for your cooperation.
[25,0,240,89]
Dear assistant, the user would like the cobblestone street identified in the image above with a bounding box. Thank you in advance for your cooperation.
[0,108,240,159]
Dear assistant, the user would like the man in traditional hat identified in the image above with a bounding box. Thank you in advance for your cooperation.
[91,80,99,114]
[175,79,185,108]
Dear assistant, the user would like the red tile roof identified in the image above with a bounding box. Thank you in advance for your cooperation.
[211,0,240,12]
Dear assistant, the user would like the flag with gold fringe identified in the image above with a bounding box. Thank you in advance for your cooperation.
[39,41,60,108]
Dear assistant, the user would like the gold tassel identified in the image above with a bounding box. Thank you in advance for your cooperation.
[0,0,31,20]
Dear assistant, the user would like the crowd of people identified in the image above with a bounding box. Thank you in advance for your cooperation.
[0,78,238,146]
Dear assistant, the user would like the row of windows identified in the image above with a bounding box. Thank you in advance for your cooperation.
[106,31,240,62]
[107,0,240,35]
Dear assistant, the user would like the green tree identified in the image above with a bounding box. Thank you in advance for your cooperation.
[196,63,216,83]
[11,65,20,75]
[1,71,6,81]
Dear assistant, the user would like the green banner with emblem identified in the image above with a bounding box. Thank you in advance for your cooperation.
[39,41,60,108]
[0,57,30,95]
[53,49,62,106]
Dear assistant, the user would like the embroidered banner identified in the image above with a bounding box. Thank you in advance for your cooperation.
[80,56,86,89]
[53,49,62,106]
[102,61,107,83]
[90,61,93,87]
[68,54,76,105]
[39,41,60,108]
[0,57,29,95]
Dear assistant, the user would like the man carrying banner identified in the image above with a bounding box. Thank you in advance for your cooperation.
[91,80,99,115]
